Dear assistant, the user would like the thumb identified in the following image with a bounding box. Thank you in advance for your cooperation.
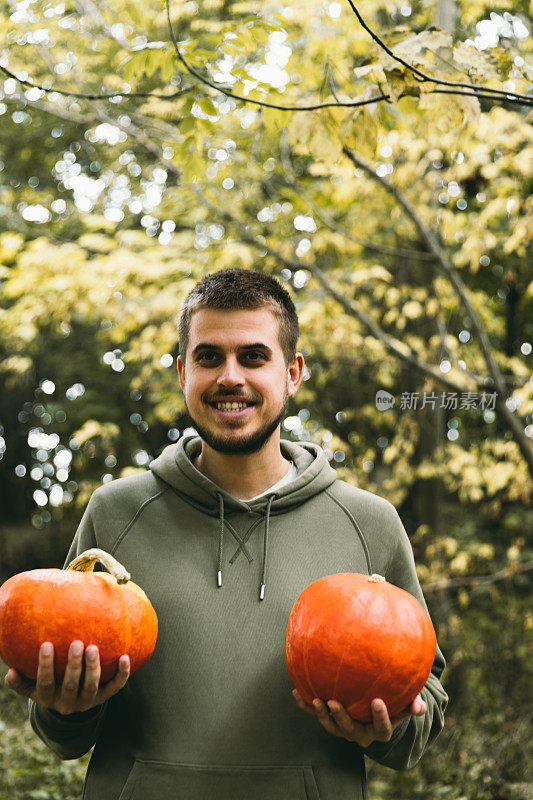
[4,668,35,698]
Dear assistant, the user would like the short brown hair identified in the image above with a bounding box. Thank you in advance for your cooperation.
[178,269,299,365]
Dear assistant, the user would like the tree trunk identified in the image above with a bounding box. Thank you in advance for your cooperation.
[435,0,457,33]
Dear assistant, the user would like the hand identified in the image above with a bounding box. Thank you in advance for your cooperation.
[4,640,130,716]
[292,690,426,748]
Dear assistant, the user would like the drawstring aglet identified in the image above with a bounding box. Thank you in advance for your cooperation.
[259,583,265,601]
[217,570,222,587]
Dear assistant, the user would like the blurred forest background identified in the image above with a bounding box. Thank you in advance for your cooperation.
[0,0,532,797]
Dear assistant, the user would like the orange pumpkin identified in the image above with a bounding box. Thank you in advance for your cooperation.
[285,572,436,722]
[0,548,158,684]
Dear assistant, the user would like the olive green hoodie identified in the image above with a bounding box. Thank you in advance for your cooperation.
[29,434,447,800]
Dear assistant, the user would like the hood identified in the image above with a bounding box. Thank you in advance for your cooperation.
[149,434,338,600]
[149,433,338,515]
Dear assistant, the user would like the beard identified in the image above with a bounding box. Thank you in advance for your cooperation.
[185,389,289,455]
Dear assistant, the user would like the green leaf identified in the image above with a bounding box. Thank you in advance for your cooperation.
[196,97,218,116]
[179,116,196,135]
[120,48,175,83]
[181,152,205,183]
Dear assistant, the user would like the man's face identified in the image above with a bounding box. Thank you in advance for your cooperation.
[177,306,303,455]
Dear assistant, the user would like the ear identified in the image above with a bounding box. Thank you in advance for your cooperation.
[177,356,186,391]
[287,353,305,397]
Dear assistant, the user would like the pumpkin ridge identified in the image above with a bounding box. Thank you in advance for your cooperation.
[358,587,403,711]
[117,579,132,669]
[331,586,366,700]
[303,619,320,700]
[330,633,347,700]
[360,588,414,717]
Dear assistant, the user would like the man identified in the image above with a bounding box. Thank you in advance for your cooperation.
[7,268,447,799]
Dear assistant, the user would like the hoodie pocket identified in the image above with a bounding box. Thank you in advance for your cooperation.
[118,759,321,800]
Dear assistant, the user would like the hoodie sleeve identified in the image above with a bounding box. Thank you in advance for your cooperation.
[361,508,448,770]
[28,492,109,760]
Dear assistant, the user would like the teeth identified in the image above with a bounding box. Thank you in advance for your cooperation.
[215,402,248,411]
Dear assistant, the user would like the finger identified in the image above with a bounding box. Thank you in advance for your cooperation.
[292,690,316,716]
[326,701,378,747]
[327,701,362,739]
[58,640,85,711]
[410,695,427,715]
[312,698,340,736]
[98,654,130,701]
[389,707,412,727]
[78,645,101,709]
[370,698,393,741]
[390,695,427,727]
[4,668,35,698]
[35,642,57,706]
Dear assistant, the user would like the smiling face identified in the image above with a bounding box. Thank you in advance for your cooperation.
[177,306,304,455]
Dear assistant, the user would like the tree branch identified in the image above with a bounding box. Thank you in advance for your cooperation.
[164,0,394,111]
[423,560,533,595]
[164,0,389,112]
[345,0,533,106]
[278,129,436,262]
[0,64,191,102]
[4,0,531,112]
[342,146,533,477]
[165,0,533,110]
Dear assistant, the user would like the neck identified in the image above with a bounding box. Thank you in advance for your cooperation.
[192,436,292,500]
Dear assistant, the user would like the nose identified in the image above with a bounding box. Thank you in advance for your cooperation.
[216,355,245,389]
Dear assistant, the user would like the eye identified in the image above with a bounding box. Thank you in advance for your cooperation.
[197,352,219,363]
[243,351,265,362]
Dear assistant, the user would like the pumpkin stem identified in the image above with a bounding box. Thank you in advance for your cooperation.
[66,549,131,585]
[368,573,386,583]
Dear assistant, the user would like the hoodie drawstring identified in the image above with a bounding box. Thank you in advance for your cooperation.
[215,491,276,601]
[216,492,224,588]
[259,494,276,601]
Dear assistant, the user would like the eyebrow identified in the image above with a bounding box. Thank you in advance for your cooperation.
[191,342,273,358]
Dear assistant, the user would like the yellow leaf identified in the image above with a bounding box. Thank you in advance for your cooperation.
[308,112,342,163]
[181,152,204,183]
[287,110,313,149]
[73,420,120,447]
[419,91,480,128]
[340,108,377,160]
[0,232,24,260]
[0,356,33,375]
[78,234,117,253]
[403,300,424,320]
[288,109,343,163]
[384,67,421,103]
[453,43,512,82]
[262,106,288,136]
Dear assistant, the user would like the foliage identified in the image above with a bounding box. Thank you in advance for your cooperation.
[367,589,533,799]
[0,0,532,797]
[0,658,89,800]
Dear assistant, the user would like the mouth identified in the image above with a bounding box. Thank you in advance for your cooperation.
[207,399,256,417]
